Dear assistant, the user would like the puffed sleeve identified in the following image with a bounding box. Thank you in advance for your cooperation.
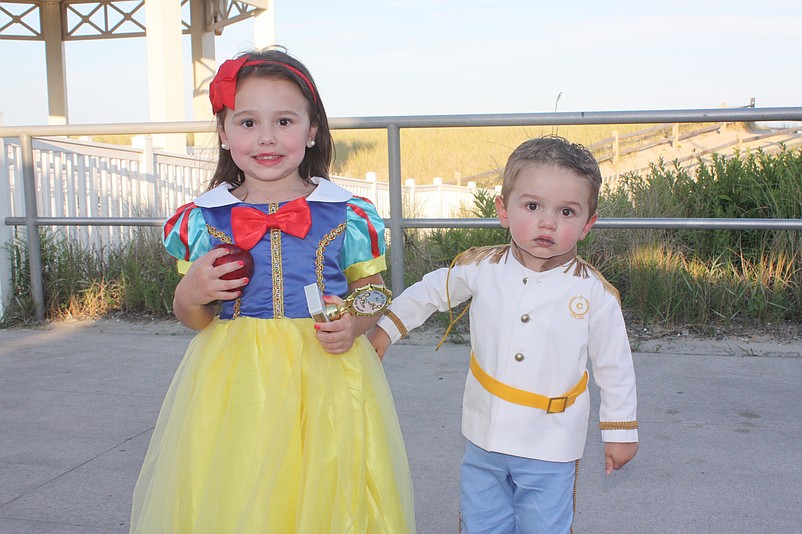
[341,197,387,283]
[162,202,212,274]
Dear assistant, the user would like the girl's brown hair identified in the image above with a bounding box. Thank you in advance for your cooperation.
[208,47,333,190]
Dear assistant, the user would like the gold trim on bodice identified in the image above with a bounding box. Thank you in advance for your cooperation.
[314,223,347,293]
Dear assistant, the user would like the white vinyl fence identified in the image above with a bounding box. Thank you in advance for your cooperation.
[1,137,492,241]
[0,136,494,317]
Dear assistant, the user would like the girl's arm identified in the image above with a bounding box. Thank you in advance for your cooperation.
[314,273,385,354]
[173,246,249,330]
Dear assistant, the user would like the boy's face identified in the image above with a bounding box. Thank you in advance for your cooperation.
[495,164,597,272]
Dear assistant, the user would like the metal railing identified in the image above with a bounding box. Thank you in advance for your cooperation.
[3,106,802,322]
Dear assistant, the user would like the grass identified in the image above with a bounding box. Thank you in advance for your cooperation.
[2,138,800,332]
[331,124,664,186]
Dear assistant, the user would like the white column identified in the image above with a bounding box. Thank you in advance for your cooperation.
[253,4,277,49]
[41,1,68,124]
[189,0,217,150]
[145,0,186,153]
[0,139,13,319]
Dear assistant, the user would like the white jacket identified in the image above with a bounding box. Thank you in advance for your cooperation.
[377,246,638,462]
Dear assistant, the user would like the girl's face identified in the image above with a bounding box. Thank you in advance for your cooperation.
[495,164,597,272]
[219,76,317,198]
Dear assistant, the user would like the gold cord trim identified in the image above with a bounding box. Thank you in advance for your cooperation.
[571,458,580,534]
[268,204,284,318]
[206,224,232,244]
[383,310,408,338]
[599,420,639,431]
[315,223,347,292]
[435,252,473,350]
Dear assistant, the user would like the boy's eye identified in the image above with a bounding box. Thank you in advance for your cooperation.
[560,208,575,216]
[525,202,539,211]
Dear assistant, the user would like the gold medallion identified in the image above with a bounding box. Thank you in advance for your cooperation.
[305,283,392,322]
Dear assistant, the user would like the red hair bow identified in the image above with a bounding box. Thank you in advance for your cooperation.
[230,198,312,250]
[209,57,318,114]
[209,56,250,114]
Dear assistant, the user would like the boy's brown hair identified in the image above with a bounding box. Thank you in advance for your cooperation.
[500,135,602,217]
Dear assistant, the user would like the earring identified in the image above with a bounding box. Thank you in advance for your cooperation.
[307,140,316,148]
[221,143,229,150]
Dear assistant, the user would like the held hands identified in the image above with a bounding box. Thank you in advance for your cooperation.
[366,327,391,361]
[314,295,359,354]
[604,442,638,475]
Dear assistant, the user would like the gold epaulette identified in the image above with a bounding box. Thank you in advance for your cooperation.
[453,244,510,267]
[564,256,621,303]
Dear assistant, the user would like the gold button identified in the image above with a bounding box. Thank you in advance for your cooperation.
[522,277,528,284]
[521,314,530,323]
[514,353,525,362]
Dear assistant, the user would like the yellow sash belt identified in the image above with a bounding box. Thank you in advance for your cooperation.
[470,353,588,413]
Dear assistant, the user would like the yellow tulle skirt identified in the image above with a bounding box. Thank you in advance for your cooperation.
[130,317,415,533]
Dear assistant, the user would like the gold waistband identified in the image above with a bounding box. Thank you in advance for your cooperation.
[470,353,588,413]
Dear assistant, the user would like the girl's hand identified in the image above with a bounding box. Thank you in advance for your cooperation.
[366,327,391,361]
[181,246,249,305]
[604,442,639,474]
[173,246,249,330]
[314,295,359,354]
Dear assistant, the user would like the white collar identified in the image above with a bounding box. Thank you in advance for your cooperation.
[194,177,353,207]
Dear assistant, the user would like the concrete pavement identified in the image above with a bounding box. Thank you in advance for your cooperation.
[1,319,800,533]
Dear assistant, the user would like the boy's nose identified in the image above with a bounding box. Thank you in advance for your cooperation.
[538,215,557,229]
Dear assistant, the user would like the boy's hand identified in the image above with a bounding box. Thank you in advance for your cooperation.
[604,442,638,474]
[315,295,359,354]
[366,326,391,361]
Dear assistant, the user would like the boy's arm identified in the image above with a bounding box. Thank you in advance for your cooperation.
[375,264,474,347]
[588,287,639,455]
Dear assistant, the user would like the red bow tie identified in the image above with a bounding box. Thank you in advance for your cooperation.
[230,198,312,250]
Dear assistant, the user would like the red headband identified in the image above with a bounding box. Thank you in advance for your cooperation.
[209,56,317,114]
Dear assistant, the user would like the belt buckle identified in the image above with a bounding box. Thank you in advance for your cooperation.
[547,396,568,414]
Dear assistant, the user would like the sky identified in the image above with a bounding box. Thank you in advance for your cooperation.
[1,0,801,126]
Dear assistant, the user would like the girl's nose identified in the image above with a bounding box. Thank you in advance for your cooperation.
[258,127,276,145]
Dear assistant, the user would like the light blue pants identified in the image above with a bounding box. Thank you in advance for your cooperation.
[460,441,576,534]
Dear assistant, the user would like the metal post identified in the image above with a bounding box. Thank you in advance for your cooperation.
[19,134,45,322]
[387,124,404,294]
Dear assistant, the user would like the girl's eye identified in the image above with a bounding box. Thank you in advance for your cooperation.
[241,119,256,128]
[277,118,292,126]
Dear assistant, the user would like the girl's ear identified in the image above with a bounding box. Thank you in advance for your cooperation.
[307,124,318,146]
[495,195,510,228]
[217,121,228,147]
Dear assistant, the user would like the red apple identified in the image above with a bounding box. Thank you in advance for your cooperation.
[212,243,254,287]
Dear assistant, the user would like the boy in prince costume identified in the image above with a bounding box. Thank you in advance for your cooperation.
[370,137,638,533]
[130,48,415,533]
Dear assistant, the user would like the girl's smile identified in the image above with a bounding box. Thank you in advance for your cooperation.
[219,76,317,202]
